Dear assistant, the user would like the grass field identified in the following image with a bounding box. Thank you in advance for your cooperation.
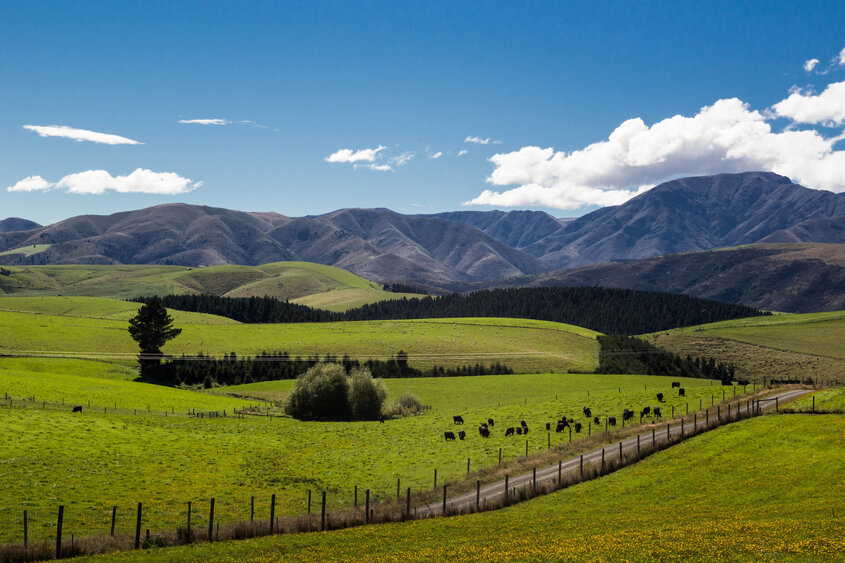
[789,387,845,412]
[0,243,52,257]
[0,262,417,311]
[0,369,736,544]
[0,300,599,373]
[72,413,845,562]
[650,310,845,383]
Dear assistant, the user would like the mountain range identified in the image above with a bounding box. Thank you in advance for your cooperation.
[2,171,845,311]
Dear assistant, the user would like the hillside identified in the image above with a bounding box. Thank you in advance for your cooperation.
[0,262,416,311]
[488,243,845,313]
[71,414,845,562]
[0,217,40,233]
[648,310,845,383]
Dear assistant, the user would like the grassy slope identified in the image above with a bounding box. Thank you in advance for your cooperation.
[0,262,418,311]
[650,311,845,383]
[0,371,732,544]
[78,414,845,562]
[0,243,52,257]
[0,306,599,373]
[789,387,845,412]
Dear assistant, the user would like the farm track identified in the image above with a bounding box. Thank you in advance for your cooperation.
[418,388,811,517]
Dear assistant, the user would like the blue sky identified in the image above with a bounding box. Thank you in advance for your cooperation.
[2,0,845,224]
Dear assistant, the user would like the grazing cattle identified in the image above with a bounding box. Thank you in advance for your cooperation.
[516,427,523,435]
[379,416,385,423]
[622,409,634,421]
[574,422,582,433]
[458,430,466,440]
[488,418,495,426]
[593,416,600,425]
[641,406,651,417]
[505,427,515,437]
[520,420,527,427]
[671,381,681,388]
[583,406,592,417]
[72,405,82,413]
[523,426,529,434]
[656,392,664,402]
[736,379,750,386]
[608,416,617,426]
[555,422,566,433]
[545,422,551,431]
[444,431,456,441]
[568,418,575,423]
[678,388,686,397]
[479,427,490,438]
[653,407,662,418]
[453,415,464,424]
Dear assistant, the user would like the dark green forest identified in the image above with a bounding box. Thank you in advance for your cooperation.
[134,286,767,335]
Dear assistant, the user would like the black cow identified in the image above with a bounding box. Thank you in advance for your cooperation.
[656,392,664,402]
[574,422,582,433]
[583,406,592,417]
[671,381,681,388]
[545,422,551,431]
[458,430,466,440]
[678,387,686,397]
[444,431,456,441]
[379,416,385,423]
[453,415,464,424]
[641,406,651,417]
[568,418,575,423]
[523,426,529,434]
[488,418,495,426]
[555,422,566,433]
[479,427,490,438]
[505,427,515,436]
[593,416,600,425]
[622,409,633,421]
[608,416,617,426]
[654,407,662,418]
[516,427,523,435]
[736,379,750,386]
[72,405,82,413]
[520,419,527,427]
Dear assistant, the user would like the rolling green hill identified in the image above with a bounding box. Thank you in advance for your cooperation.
[72,413,845,562]
[0,261,418,311]
[649,310,845,383]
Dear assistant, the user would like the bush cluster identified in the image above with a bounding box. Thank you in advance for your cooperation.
[286,363,396,421]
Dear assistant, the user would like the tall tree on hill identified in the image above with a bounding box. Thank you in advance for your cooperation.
[128,299,182,378]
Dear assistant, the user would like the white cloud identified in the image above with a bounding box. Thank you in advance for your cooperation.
[325,145,386,163]
[457,149,468,157]
[429,151,443,159]
[465,92,845,210]
[391,151,415,167]
[355,163,393,172]
[22,125,141,145]
[465,136,501,145]
[840,47,845,66]
[178,118,230,125]
[7,169,201,195]
[6,175,54,192]
[804,58,820,72]
[771,81,845,126]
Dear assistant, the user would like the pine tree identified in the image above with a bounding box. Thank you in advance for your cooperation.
[128,299,182,378]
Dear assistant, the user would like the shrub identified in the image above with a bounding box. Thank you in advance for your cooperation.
[348,367,387,420]
[383,392,428,418]
[286,363,351,420]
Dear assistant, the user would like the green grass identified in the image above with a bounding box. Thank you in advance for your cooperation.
[0,306,599,373]
[0,243,52,257]
[649,310,845,383]
[74,414,845,562]
[789,388,845,412]
[0,262,418,310]
[0,369,742,544]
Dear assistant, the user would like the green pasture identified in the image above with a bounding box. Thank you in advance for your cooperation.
[0,369,745,544]
[0,243,52,257]
[0,262,417,310]
[789,387,845,412]
[75,414,845,562]
[0,306,599,373]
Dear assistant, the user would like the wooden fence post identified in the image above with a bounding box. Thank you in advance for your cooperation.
[525,440,528,457]
[533,467,537,492]
[637,434,641,458]
[504,474,509,504]
[23,510,27,549]
[467,458,471,475]
[442,485,447,515]
[321,492,326,531]
[250,496,254,523]
[56,505,64,559]
[308,490,311,517]
[397,477,401,499]
[354,485,358,508]
[498,447,502,466]
[618,441,622,460]
[434,468,437,488]
[579,454,583,478]
[652,428,655,446]
[207,499,214,542]
[558,459,562,484]
[407,487,412,518]
[187,501,191,535]
[111,505,117,536]
[269,494,275,534]
[365,490,370,523]
[601,448,605,472]
[476,481,481,509]
[135,502,143,549]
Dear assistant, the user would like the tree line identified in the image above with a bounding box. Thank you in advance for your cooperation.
[133,286,768,335]
[596,335,737,384]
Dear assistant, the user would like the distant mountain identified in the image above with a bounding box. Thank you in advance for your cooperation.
[0,218,40,233]
[757,216,845,244]
[524,172,845,268]
[0,205,547,283]
[486,243,845,313]
[423,210,564,249]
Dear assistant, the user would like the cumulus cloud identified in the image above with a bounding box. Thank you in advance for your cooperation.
[457,149,468,157]
[804,58,820,72]
[325,145,386,163]
[23,125,141,145]
[6,169,200,195]
[465,90,845,210]
[6,175,53,192]
[465,136,500,145]
[771,81,845,126]
[178,118,230,125]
